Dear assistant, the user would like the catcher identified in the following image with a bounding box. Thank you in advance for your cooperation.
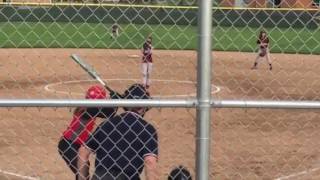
[58,85,119,180]
[251,30,273,70]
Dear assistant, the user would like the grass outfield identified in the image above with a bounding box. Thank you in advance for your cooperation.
[0,22,319,54]
[214,26,320,54]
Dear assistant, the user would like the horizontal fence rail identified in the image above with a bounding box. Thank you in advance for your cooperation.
[0,99,197,107]
[0,3,318,11]
[212,100,320,109]
[1,99,320,109]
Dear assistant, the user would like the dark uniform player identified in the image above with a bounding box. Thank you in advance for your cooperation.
[251,30,273,70]
[111,23,119,38]
[141,36,153,89]
[78,84,158,180]
[58,85,117,180]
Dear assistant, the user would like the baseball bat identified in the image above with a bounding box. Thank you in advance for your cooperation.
[70,54,114,93]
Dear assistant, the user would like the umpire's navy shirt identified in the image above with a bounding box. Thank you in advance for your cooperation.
[85,111,158,179]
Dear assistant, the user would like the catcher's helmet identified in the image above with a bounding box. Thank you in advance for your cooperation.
[85,85,106,99]
[123,83,150,100]
[168,166,192,180]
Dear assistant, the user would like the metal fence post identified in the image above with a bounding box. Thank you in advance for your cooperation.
[196,0,213,179]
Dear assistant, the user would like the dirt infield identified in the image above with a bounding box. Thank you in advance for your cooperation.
[0,49,320,180]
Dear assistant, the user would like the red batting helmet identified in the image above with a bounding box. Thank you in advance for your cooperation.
[85,85,107,99]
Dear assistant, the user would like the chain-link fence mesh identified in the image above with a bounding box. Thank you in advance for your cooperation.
[212,108,320,179]
[0,107,196,179]
[211,0,320,180]
[0,1,198,179]
[0,0,319,179]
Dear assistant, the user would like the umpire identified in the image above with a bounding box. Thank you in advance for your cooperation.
[78,84,158,180]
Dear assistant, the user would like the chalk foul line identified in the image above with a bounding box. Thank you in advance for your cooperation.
[0,169,40,180]
[274,166,320,180]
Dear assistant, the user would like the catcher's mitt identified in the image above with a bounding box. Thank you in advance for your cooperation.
[259,47,267,57]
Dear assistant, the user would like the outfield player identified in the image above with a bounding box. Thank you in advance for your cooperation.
[141,36,153,89]
[58,85,118,180]
[78,84,158,180]
[251,30,273,70]
[111,23,119,38]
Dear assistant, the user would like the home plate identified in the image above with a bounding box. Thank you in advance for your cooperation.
[128,54,140,58]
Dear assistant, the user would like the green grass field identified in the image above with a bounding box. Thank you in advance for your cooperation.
[0,22,319,54]
[214,26,320,54]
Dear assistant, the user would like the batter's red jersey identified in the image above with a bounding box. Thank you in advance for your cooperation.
[142,42,152,63]
[62,107,117,145]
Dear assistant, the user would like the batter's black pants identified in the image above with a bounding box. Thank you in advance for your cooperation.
[58,137,82,180]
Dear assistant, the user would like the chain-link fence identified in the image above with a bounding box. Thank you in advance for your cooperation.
[0,1,199,180]
[0,0,320,179]
[211,0,320,180]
